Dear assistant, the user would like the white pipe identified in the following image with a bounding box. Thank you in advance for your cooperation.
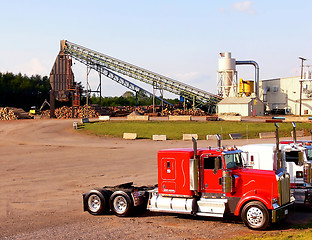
[236,60,259,98]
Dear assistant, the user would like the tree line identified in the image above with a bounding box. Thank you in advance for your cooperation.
[0,72,180,111]
[89,91,180,107]
[0,72,51,111]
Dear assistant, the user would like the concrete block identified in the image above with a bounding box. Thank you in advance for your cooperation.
[169,115,191,121]
[291,130,304,138]
[152,135,167,141]
[81,118,89,123]
[127,115,150,121]
[206,116,219,121]
[206,134,218,140]
[285,116,309,122]
[219,115,242,121]
[99,116,110,121]
[123,133,137,140]
[183,134,198,141]
[229,133,242,139]
[259,132,275,139]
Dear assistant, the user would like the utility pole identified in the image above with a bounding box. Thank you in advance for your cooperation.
[299,57,306,116]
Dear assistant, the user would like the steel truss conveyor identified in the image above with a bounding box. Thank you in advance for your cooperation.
[62,40,222,111]
[92,66,173,106]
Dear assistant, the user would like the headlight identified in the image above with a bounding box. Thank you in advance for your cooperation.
[272,198,279,204]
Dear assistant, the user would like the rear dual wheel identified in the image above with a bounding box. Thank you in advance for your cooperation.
[109,191,133,217]
[85,191,110,215]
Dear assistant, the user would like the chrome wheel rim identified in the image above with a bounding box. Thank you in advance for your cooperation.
[113,195,127,214]
[246,207,264,227]
[88,194,101,212]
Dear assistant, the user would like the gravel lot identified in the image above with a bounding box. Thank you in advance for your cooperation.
[0,119,311,240]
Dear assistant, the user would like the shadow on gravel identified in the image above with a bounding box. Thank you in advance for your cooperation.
[125,204,312,231]
[270,203,312,231]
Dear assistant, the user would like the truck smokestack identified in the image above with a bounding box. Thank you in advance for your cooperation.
[292,122,297,143]
[275,123,281,169]
[192,137,198,159]
[216,134,221,148]
[190,137,199,193]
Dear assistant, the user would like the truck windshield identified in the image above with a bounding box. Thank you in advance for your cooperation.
[306,149,312,161]
[224,153,243,169]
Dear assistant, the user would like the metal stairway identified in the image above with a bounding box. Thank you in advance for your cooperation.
[62,40,222,111]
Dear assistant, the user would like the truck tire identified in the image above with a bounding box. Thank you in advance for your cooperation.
[109,191,133,217]
[241,201,270,230]
[85,191,109,215]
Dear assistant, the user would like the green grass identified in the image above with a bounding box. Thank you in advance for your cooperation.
[234,225,312,240]
[78,121,312,140]
[234,220,312,240]
[235,230,312,240]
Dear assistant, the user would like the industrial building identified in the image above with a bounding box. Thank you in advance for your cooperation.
[216,52,264,116]
[217,96,264,117]
[259,75,312,115]
[216,52,311,116]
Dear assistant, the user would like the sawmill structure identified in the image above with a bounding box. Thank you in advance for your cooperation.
[49,40,222,117]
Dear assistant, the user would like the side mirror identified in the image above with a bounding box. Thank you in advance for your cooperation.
[213,157,220,174]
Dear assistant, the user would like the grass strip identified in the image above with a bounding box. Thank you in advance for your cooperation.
[78,121,312,140]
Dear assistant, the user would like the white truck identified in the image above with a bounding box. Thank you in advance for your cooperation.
[239,123,312,204]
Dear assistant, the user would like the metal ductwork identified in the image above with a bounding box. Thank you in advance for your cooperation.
[236,60,259,98]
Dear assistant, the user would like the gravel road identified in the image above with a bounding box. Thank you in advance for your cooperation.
[0,119,310,240]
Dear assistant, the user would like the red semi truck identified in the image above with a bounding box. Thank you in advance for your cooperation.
[83,139,293,230]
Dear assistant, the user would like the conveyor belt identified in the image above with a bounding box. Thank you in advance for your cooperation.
[63,40,222,110]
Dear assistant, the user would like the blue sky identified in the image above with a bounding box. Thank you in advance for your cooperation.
[1,0,311,97]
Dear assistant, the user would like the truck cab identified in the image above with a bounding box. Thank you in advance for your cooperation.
[239,143,312,204]
[150,145,293,230]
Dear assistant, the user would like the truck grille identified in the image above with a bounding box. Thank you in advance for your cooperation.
[278,173,290,205]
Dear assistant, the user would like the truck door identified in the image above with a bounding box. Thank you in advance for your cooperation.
[201,155,223,193]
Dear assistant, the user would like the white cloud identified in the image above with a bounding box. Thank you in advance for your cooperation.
[231,1,256,14]
[17,58,47,76]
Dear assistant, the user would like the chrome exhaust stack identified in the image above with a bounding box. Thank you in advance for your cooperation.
[216,134,221,148]
[190,137,199,194]
[292,122,297,143]
[275,123,281,169]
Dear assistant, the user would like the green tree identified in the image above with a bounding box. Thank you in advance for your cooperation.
[0,72,51,111]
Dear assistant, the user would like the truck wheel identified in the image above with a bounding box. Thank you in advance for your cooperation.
[110,191,133,217]
[241,201,270,230]
[85,191,108,215]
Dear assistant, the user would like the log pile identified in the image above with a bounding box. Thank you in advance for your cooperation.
[95,105,209,117]
[41,104,209,119]
[0,107,18,120]
[162,108,206,116]
[41,105,99,119]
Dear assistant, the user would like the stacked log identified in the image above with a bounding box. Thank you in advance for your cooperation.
[95,105,209,117]
[0,107,18,120]
[41,104,210,119]
[41,105,99,119]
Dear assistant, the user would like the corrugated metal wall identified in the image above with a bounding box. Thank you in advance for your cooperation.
[49,51,74,101]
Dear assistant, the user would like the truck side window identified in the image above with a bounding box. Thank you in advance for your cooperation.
[204,157,221,169]
[306,149,312,161]
[285,151,299,165]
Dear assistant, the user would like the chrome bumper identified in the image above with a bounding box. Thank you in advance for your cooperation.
[271,201,294,223]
